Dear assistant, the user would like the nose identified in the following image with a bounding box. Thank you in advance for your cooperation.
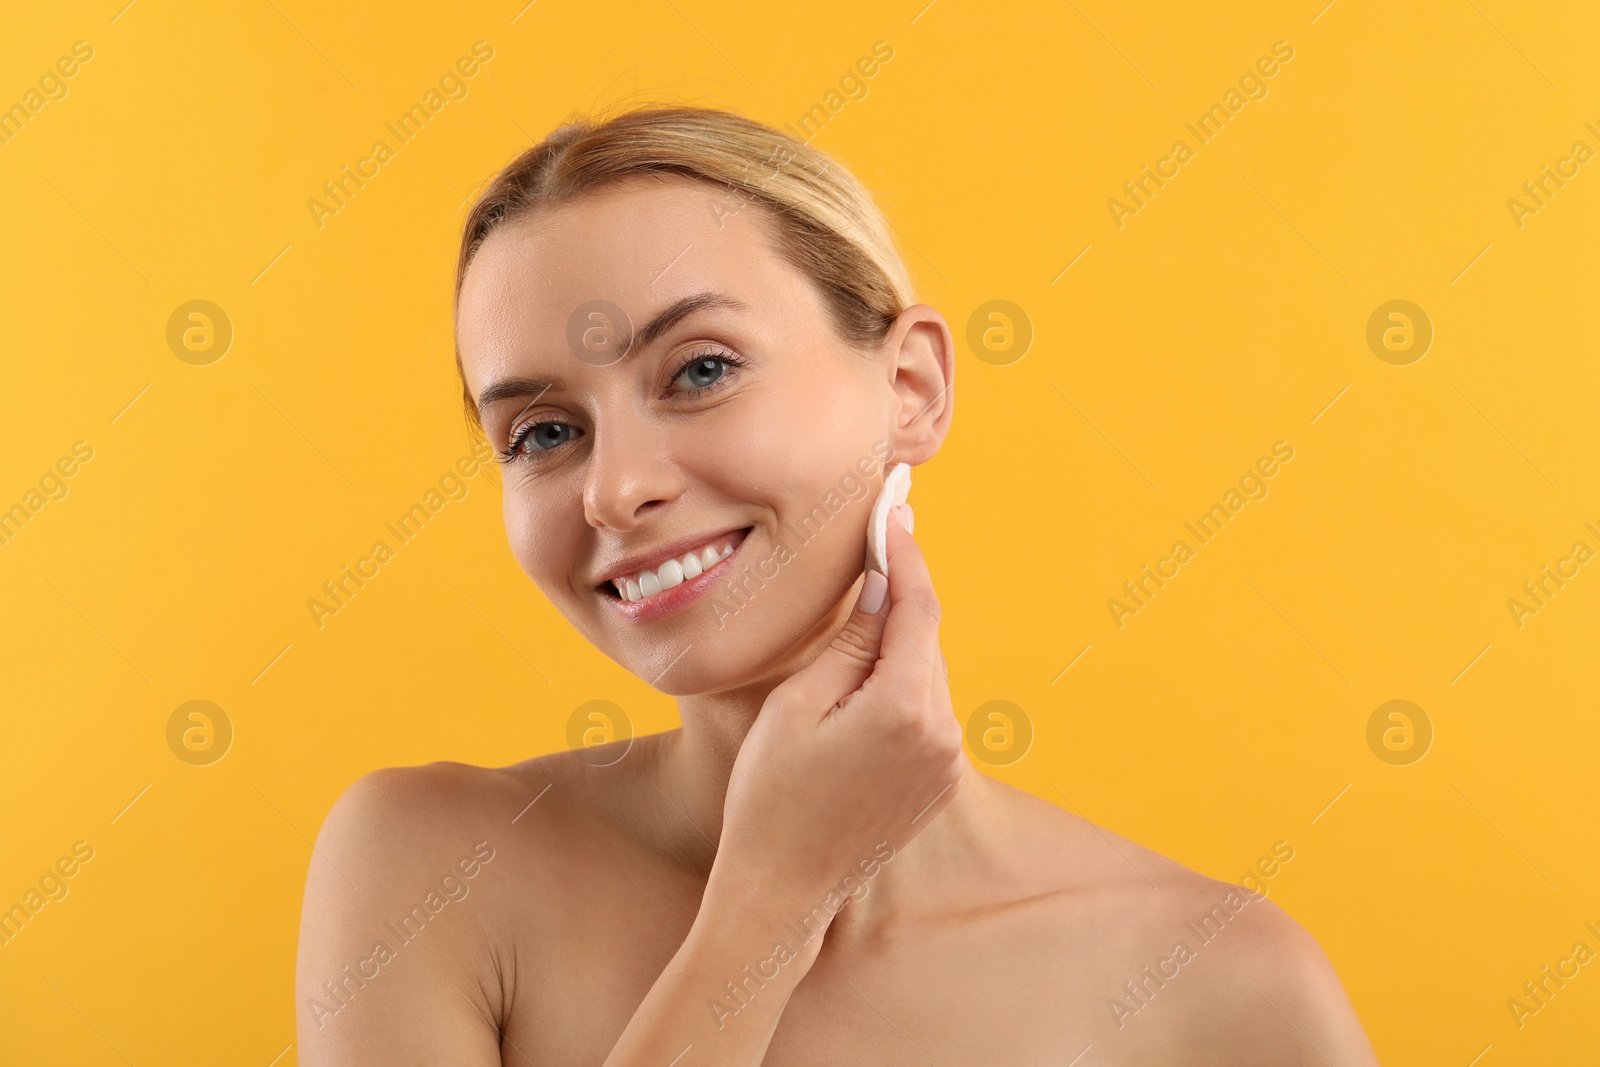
[582,412,686,531]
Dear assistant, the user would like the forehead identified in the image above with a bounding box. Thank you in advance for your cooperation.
[455,176,805,384]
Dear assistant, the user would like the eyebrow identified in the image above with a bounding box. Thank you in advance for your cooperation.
[474,290,749,417]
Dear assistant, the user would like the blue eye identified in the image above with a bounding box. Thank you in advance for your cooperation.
[671,349,744,394]
[502,420,579,462]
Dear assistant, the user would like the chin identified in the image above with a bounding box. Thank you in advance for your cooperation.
[618,622,797,697]
[646,653,798,699]
[617,585,848,696]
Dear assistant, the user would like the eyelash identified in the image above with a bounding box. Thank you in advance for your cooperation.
[497,346,748,465]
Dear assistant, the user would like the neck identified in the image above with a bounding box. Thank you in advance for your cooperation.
[655,680,777,868]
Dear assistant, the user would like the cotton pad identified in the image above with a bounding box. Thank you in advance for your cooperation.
[866,462,912,576]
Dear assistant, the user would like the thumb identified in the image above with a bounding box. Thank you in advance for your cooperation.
[774,551,893,717]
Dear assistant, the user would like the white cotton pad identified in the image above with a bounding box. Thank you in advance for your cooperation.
[866,462,912,575]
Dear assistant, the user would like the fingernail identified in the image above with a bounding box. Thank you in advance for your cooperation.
[859,568,888,614]
[894,503,914,534]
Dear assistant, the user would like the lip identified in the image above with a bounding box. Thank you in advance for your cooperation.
[602,526,752,624]
[592,525,752,586]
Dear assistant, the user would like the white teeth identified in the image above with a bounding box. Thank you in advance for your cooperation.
[612,539,737,603]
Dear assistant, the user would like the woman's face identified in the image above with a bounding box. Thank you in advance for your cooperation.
[455,175,949,695]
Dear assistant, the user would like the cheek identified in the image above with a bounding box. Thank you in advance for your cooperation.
[503,480,574,591]
[696,401,881,597]
[699,363,884,500]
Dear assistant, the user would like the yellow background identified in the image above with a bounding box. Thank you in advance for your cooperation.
[2,0,1597,1062]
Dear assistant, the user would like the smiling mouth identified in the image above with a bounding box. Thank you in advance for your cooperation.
[598,527,753,604]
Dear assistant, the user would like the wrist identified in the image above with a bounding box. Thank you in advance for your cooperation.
[695,864,832,973]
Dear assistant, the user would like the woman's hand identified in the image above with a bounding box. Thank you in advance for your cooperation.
[716,502,965,921]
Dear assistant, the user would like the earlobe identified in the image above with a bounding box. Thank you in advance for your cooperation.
[885,304,955,465]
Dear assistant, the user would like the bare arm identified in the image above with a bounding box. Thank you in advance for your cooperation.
[601,859,831,1065]
[295,769,504,1066]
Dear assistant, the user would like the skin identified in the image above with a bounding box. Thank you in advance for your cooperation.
[295,174,1381,1065]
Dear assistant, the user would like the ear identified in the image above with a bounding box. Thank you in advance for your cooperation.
[880,304,955,465]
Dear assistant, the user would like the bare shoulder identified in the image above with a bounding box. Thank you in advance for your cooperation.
[996,785,1379,1064]
[317,759,515,845]
[314,732,653,856]
[304,758,533,904]
[1189,886,1381,1066]
[295,745,643,1064]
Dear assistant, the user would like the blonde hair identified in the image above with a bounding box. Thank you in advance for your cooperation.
[452,104,916,427]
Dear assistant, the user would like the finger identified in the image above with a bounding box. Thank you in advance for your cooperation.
[777,563,892,717]
[868,505,946,699]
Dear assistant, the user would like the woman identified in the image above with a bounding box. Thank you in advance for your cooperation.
[296,104,1378,1065]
